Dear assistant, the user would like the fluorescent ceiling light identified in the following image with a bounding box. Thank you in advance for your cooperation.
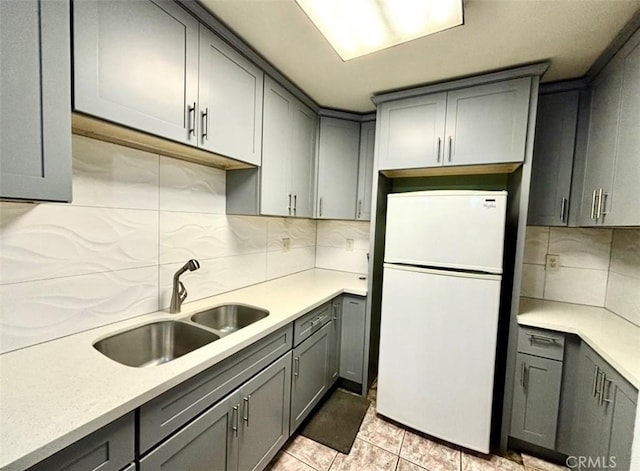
[296,0,464,61]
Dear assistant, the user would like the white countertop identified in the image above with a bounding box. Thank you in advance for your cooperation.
[0,269,367,471]
[518,297,640,390]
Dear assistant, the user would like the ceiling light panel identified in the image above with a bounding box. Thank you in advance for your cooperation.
[296,0,463,61]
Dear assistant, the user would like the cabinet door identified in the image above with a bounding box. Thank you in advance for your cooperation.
[290,101,317,218]
[198,26,263,165]
[605,35,640,226]
[73,0,199,145]
[578,64,623,226]
[261,77,292,216]
[237,352,292,471]
[356,121,376,221]
[600,364,638,471]
[378,93,446,170]
[30,413,134,471]
[327,299,342,385]
[140,392,238,471]
[444,77,531,166]
[528,91,579,226]
[316,117,360,219]
[0,0,71,202]
[291,322,331,432]
[510,353,562,449]
[339,296,366,385]
[573,347,606,461]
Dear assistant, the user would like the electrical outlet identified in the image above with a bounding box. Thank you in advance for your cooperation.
[346,239,354,251]
[546,254,560,272]
[282,238,290,251]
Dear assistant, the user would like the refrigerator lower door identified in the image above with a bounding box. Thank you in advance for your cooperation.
[377,264,502,453]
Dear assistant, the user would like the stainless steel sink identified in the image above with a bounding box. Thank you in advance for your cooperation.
[191,304,269,335]
[94,321,220,367]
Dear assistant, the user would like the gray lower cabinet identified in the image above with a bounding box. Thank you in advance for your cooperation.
[316,117,361,219]
[327,298,342,385]
[0,0,72,202]
[339,295,367,385]
[290,322,332,432]
[572,344,637,471]
[29,413,134,471]
[528,90,579,226]
[142,352,291,471]
[510,353,563,449]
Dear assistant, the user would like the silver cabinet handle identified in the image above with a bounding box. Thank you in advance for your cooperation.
[528,334,557,344]
[293,356,300,378]
[592,365,600,397]
[520,361,526,388]
[597,188,608,220]
[600,377,613,406]
[436,137,441,163]
[332,303,337,321]
[201,107,209,141]
[293,194,297,215]
[288,193,292,215]
[318,197,322,217]
[591,189,598,220]
[560,197,567,223]
[447,136,453,162]
[232,404,239,437]
[243,395,250,426]
[187,102,196,138]
[357,200,362,219]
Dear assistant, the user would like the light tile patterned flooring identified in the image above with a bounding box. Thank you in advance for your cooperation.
[267,383,568,471]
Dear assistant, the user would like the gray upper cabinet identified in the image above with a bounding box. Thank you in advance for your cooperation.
[356,121,375,221]
[528,91,579,226]
[260,76,317,218]
[0,0,72,202]
[73,0,263,166]
[316,117,361,219]
[378,93,446,170]
[198,27,263,165]
[339,295,367,385]
[73,0,199,145]
[377,77,531,170]
[578,30,640,226]
[444,77,531,166]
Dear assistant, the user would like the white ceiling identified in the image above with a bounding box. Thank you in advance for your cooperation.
[200,0,640,113]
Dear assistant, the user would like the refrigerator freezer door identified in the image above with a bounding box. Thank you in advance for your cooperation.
[376,264,501,453]
[384,190,507,273]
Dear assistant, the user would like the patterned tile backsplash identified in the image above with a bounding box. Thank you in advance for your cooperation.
[521,226,640,326]
[0,136,369,354]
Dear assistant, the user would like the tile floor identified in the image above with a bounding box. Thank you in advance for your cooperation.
[267,382,568,471]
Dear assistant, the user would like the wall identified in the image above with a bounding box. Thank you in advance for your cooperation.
[521,225,640,326]
[0,136,317,354]
[315,220,370,275]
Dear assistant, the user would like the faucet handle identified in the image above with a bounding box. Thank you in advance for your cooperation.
[178,281,188,303]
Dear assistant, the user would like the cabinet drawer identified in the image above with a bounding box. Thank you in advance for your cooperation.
[29,413,134,471]
[293,302,333,347]
[139,324,292,453]
[518,327,565,361]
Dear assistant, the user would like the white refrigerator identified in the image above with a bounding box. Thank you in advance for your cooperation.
[377,190,507,454]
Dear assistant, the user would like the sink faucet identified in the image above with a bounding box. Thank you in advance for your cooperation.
[170,259,200,313]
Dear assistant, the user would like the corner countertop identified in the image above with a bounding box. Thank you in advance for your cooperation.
[518,297,640,390]
[0,269,367,471]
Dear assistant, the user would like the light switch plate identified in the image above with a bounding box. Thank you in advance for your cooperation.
[546,254,560,272]
[282,238,290,251]
[346,239,354,251]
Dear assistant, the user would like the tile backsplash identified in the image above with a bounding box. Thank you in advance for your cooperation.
[0,136,321,353]
[315,220,370,275]
[521,226,640,326]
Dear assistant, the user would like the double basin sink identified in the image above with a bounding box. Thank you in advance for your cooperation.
[94,304,269,368]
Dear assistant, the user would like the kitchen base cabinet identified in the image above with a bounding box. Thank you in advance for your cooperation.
[327,298,343,385]
[339,295,367,386]
[510,353,563,449]
[29,413,134,471]
[290,322,332,432]
[0,0,72,202]
[140,393,237,471]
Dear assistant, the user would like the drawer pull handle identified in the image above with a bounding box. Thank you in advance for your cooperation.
[528,334,557,344]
